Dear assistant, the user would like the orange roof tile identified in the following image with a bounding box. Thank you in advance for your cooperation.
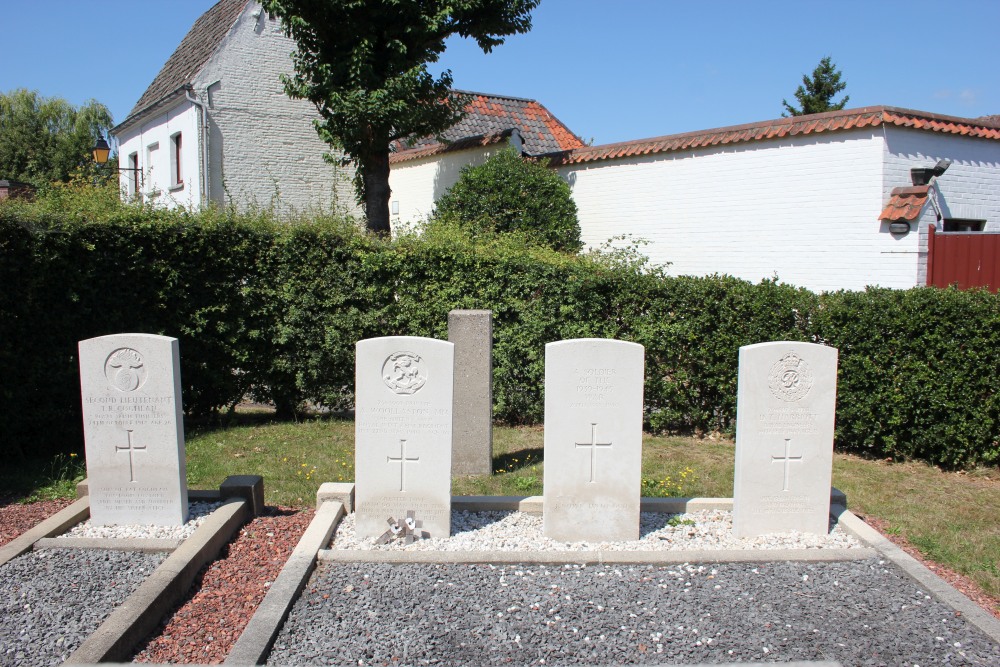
[389,129,515,164]
[390,91,584,163]
[879,185,930,222]
[549,107,1000,167]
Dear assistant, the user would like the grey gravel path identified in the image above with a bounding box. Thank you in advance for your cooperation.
[0,548,165,667]
[267,559,1000,666]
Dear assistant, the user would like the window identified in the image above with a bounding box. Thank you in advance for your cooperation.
[146,142,159,194]
[943,219,985,232]
[128,153,139,196]
[170,133,183,189]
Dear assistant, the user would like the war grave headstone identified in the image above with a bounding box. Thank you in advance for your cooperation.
[448,309,493,475]
[79,334,189,526]
[733,341,838,538]
[355,336,454,539]
[543,338,644,542]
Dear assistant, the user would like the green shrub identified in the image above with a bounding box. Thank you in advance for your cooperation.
[433,148,583,252]
[2,201,998,468]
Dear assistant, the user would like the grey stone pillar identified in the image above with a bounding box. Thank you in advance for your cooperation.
[448,309,493,475]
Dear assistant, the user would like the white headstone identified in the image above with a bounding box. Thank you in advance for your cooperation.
[78,334,189,526]
[355,337,454,539]
[543,338,644,542]
[733,341,838,538]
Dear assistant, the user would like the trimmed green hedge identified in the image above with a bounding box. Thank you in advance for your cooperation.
[2,211,997,468]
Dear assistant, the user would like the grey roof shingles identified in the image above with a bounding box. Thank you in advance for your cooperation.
[121,0,248,126]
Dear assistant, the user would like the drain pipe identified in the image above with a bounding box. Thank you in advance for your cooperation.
[184,86,210,207]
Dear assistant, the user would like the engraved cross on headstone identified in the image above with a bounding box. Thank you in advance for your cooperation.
[575,423,613,483]
[116,429,146,483]
[771,438,803,492]
[387,439,420,492]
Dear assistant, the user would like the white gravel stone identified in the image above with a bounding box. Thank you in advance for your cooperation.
[57,501,223,541]
[331,509,862,551]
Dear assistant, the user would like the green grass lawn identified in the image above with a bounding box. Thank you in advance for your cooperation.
[5,414,997,611]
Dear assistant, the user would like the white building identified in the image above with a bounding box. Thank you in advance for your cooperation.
[121,0,1000,292]
[391,107,1000,292]
[112,0,356,213]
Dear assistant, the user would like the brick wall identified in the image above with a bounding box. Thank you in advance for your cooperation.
[388,145,501,230]
[193,3,358,216]
[555,130,917,292]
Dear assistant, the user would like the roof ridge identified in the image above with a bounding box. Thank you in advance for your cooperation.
[555,106,1000,166]
[119,0,250,127]
[451,89,539,104]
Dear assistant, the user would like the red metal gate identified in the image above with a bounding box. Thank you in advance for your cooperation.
[926,226,1000,292]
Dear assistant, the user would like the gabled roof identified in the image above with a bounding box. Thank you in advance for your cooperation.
[879,185,931,222]
[116,0,249,130]
[391,91,584,163]
[548,106,1000,167]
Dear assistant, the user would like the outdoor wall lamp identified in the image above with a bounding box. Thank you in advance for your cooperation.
[91,137,140,173]
[888,221,911,235]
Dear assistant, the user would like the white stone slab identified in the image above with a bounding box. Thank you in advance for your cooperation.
[78,334,189,526]
[355,337,454,539]
[733,341,838,538]
[543,338,644,542]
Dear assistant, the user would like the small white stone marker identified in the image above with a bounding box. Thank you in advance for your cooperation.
[733,341,838,538]
[355,337,454,539]
[543,338,644,542]
[78,334,189,526]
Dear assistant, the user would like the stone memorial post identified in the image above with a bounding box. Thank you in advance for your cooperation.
[733,341,838,538]
[78,334,189,526]
[355,336,454,539]
[448,309,493,476]
[543,338,644,542]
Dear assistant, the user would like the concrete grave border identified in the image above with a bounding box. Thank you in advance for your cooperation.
[228,483,999,656]
[0,475,263,665]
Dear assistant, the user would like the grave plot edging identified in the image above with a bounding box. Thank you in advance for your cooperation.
[225,500,346,666]
[0,496,90,567]
[834,504,1000,644]
[63,498,251,665]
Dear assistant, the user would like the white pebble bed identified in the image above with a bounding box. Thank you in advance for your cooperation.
[58,501,224,541]
[331,509,862,552]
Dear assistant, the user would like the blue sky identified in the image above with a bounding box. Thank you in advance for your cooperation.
[2,0,998,146]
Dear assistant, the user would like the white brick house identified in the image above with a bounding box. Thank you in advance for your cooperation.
[112,0,356,213]
[120,1,1000,292]
[391,107,1000,292]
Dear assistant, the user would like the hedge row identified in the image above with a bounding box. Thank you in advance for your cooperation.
[2,212,997,468]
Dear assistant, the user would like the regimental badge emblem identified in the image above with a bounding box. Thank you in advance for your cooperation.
[382,351,427,395]
[105,348,148,392]
[767,352,813,402]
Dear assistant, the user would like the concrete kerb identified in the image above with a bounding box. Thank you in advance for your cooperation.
[64,498,251,665]
[834,504,1000,644]
[33,536,181,553]
[0,496,90,567]
[225,500,346,665]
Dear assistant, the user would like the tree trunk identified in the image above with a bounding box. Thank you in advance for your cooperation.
[363,148,391,237]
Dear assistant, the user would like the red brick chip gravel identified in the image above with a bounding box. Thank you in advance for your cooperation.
[0,497,73,547]
[132,507,313,664]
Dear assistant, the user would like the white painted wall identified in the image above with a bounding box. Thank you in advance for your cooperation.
[557,130,921,293]
[388,144,504,230]
[883,127,1000,230]
[116,101,203,209]
[192,2,357,215]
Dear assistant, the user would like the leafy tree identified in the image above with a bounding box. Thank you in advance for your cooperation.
[434,148,582,252]
[0,89,113,186]
[782,56,850,117]
[262,0,540,236]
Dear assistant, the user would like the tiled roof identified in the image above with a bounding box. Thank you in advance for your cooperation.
[879,185,930,222]
[120,0,248,127]
[392,91,584,160]
[390,129,516,164]
[549,106,1000,166]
